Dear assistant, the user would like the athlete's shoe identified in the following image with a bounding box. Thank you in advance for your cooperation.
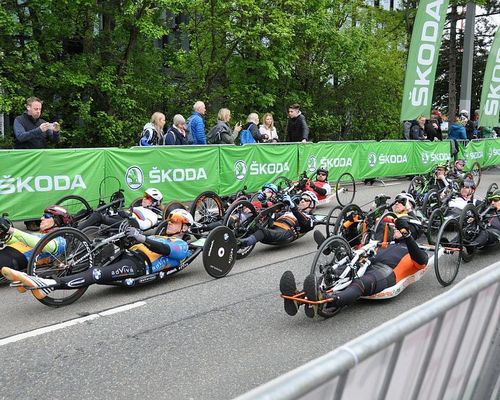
[279,271,299,316]
[303,274,323,318]
[313,230,326,248]
[1,267,56,300]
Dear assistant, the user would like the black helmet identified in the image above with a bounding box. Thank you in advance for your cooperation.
[460,178,476,189]
[316,168,328,178]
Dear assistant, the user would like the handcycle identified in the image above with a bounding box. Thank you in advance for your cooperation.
[16,220,238,307]
[0,213,14,285]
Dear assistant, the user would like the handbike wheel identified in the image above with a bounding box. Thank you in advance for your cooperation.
[272,175,294,192]
[372,211,398,243]
[27,227,93,306]
[422,189,441,219]
[458,204,480,262]
[434,218,462,287]
[426,208,444,245]
[467,161,481,188]
[223,200,257,259]
[325,205,343,237]
[189,191,225,226]
[333,204,364,247]
[202,226,237,278]
[55,195,92,225]
[335,172,355,207]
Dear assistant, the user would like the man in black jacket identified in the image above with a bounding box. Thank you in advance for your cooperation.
[13,96,61,149]
[286,104,309,143]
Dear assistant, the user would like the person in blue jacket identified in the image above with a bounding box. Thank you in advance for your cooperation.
[448,116,467,140]
[188,101,207,144]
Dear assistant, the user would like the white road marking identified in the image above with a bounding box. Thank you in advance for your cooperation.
[0,301,146,347]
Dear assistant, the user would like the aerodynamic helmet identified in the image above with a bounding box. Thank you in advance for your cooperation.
[44,205,73,227]
[394,193,416,209]
[300,191,319,209]
[167,208,194,226]
[262,183,278,194]
[144,188,163,206]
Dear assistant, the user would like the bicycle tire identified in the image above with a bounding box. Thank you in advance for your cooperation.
[426,208,444,245]
[458,204,480,262]
[223,200,257,259]
[55,195,92,224]
[189,191,224,227]
[467,161,481,188]
[324,205,343,237]
[335,172,356,207]
[333,204,364,246]
[434,218,462,287]
[422,189,441,219]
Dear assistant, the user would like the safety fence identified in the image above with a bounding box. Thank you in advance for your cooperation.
[0,138,499,220]
[235,261,500,400]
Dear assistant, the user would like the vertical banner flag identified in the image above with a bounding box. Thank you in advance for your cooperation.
[400,0,450,121]
[479,27,500,128]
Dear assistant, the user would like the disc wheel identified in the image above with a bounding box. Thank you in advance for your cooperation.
[325,205,343,237]
[459,204,480,262]
[223,200,257,259]
[335,172,356,207]
[55,195,92,225]
[426,208,444,245]
[189,191,224,225]
[333,204,364,247]
[467,161,481,188]
[27,227,93,307]
[310,236,354,318]
[434,218,462,287]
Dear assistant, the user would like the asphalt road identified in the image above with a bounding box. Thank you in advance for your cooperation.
[1,169,498,400]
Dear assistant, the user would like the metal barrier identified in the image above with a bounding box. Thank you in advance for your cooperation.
[235,261,500,400]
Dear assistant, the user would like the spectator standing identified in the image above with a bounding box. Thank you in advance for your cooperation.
[188,101,206,144]
[139,112,165,146]
[460,110,476,140]
[448,116,467,140]
[163,114,188,145]
[13,96,61,149]
[286,104,309,143]
[409,115,426,140]
[242,113,265,143]
[427,109,443,141]
[259,113,279,143]
[207,108,242,144]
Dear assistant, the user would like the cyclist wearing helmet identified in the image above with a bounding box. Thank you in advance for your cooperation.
[238,191,317,248]
[78,187,163,231]
[448,159,467,180]
[447,178,481,211]
[432,164,451,191]
[280,216,428,317]
[473,189,500,248]
[0,206,71,273]
[254,183,279,209]
[303,168,332,202]
[2,209,193,299]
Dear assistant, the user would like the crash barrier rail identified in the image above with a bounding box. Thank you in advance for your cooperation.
[1,138,499,220]
[234,261,500,400]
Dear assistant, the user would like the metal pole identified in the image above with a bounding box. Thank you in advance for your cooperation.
[459,3,476,115]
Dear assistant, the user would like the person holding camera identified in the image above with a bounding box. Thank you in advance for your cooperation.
[13,96,61,149]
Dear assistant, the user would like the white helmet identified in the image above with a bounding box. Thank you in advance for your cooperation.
[394,193,416,209]
[301,191,318,209]
[144,188,163,206]
[167,208,194,226]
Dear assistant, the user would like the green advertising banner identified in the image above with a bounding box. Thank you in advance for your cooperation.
[298,142,371,181]
[0,149,106,220]
[105,146,220,204]
[219,144,298,195]
[479,27,500,128]
[400,0,449,121]
[458,138,500,168]
[411,140,452,172]
[483,138,500,167]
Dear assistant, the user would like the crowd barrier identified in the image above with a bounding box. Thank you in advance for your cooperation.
[235,261,500,400]
[0,138,499,220]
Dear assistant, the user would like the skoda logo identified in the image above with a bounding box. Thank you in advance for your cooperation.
[125,166,144,190]
[307,155,317,173]
[234,160,247,181]
[368,152,377,168]
[421,152,430,164]
[489,148,493,159]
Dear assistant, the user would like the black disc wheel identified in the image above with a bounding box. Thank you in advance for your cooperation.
[189,191,224,226]
[434,218,462,287]
[223,200,258,259]
[55,195,92,225]
[324,205,343,237]
[202,226,237,278]
[426,209,444,245]
[27,227,93,307]
[335,173,356,207]
[333,204,364,247]
[422,189,441,219]
[459,204,480,262]
[467,161,481,188]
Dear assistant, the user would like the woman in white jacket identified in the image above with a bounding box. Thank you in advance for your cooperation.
[259,113,279,143]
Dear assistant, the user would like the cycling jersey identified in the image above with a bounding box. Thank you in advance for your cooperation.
[304,181,332,201]
[130,236,191,273]
[3,229,66,263]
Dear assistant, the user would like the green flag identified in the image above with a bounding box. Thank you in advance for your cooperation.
[479,27,500,128]
[400,0,450,121]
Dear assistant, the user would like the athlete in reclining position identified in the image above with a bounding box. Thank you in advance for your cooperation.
[280,216,428,317]
[2,209,193,300]
[0,205,72,273]
[237,191,318,247]
[447,178,482,211]
[78,188,163,231]
[472,189,500,249]
[299,167,332,202]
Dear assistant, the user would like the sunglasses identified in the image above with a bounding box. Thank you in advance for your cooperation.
[491,198,500,202]
[300,197,312,202]
[317,172,327,176]
[143,194,154,201]
[394,199,406,206]
[42,213,54,219]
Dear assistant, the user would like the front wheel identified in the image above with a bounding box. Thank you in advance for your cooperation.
[333,204,364,247]
[426,208,444,245]
[189,191,224,226]
[223,200,257,259]
[334,173,356,207]
[467,161,481,188]
[434,218,462,287]
[27,227,93,307]
[459,204,480,262]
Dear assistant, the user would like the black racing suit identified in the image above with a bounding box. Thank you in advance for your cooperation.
[474,209,500,248]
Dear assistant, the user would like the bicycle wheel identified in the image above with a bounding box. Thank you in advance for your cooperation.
[272,176,294,192]
[426,208,444,245]
[189,191,224,224]
[422,189,441,219]
[333,204,364,246]
[223,200,257,259]
[467,161,481,188]
[325,205,343,237]
[335,172,356,207]
[372,211,398,242]
[458,204,480,262]
[55,195,92,224]
[434,218,462,287]
[27,227,93,306]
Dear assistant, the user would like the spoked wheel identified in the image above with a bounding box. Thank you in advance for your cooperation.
[55,195,92,225]
[372,212,398,243]
[325,205,343,237]
[426,209,444,245]
[335,172,356,207]
[223,200,258,259]
[272,176,294,192]
[422,189,441,219]
[333,204,364,247]
[189,191,224,225]
[434,218,462,287]
[408,176,425,199]
[309,236,354,318]
[467,161,481,188]
[27,227,93,306]
[459,204,480,262]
